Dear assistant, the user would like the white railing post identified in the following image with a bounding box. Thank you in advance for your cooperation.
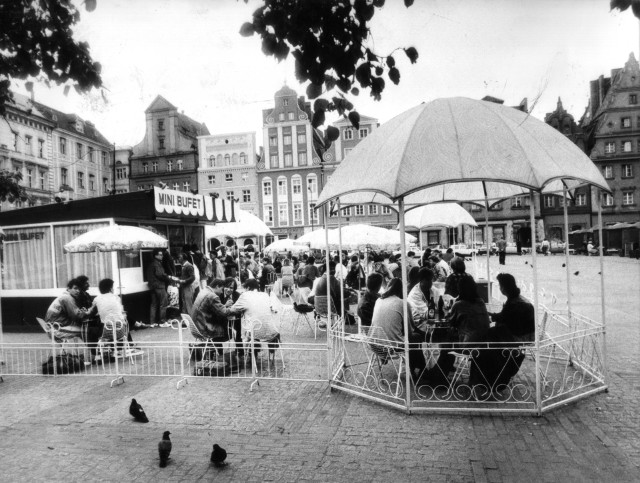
[175,317,187,389]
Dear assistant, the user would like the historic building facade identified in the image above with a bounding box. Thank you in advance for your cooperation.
[113,146,132,194]
[197,132,258,215]
[130,96,209,193]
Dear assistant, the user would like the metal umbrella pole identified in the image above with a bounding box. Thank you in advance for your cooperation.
[596,193,609,390]
[529,190,541,415]
[324,204,332,383]
[398,198,412,412]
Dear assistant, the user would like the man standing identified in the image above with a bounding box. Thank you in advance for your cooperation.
[496,236,507,265]
[147,248,175,327]
[176,252,196,316]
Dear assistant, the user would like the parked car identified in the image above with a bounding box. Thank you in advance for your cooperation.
[505,242,519,254]
[476,242,497,255]
[450,243,478,257]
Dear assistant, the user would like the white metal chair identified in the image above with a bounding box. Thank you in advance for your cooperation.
[98,316,140,365]
[265,271,278,295]
[363,326,406,398]
[182,313,219,361]
[269,291,294,330]
[314,295,340,333]
[244,317,285,369]
[287,293,316,338]
[36,317,82,355]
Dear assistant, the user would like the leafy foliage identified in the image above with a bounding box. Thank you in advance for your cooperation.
[0,0,103,116]
[610,0,640,17]
[240,0,418,131]
[0,170,29,203]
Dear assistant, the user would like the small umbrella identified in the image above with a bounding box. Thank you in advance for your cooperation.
[297,228,334,249]
[263,238,308,256]
[64,224,168,294]
[204,208,272,239]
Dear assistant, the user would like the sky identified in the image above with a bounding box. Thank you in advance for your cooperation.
[12,0,640,149]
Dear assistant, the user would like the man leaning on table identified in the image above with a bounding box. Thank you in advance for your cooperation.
[407,268,441,327]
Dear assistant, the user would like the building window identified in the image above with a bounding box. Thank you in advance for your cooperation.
[226,173,233,182]
[269,154,278,167]
[277,178,287,196]
[167,160,173,172]
[381,205,392,215]
[152,161,158,172]
[116,167,126,179]
[158,137,165,149]
[242,189,251,202]
[298,152,307,166]
[288,112,294,121]
[269,136,277,147]
[226,190,234,201]
[76,143,83,159]
[264,205,273,224]
[602,193,614,206]
[284,153,293,167]
[359,128,369,139]
[630,94,637,105]
[158,119,164,131]
[511,196,522,208]
[307,175,318,198]
[283,135,291,145]
[575,193,587,206]
[208,155,214,168]
[77,172,84,189]
[309,203,318,223]
[176,159,183,170]
[26,168,33,187]
[103,177,109,193]
[59,137,66,155]
[622,191,634,205]
[263,179,272,196]
[279,203,289,226]
[293,203,303,224]
[543,195,555,208]
[173,182,179,190]
[25,136,32,155]
[283,99,289,107]
[183,181,191,192]
[39,171,45,189]
[622,117,631,128]
[604,142,616,154]
[292,176,302,194]
[38,139,44,158]
[142,162,149,173]
[297,133,306,144]
[278,113,285,122]
[102,151,107,165]
[622,164,633,178]
[88,146,94,162]
[61,167,67,185]
[342,206,352,216]
[604,166,613,179]
[137,185,145,191]
[343,128,354,140]
[355,205,364,216]
[344,148,353,158]
[368,204,378,215]
[240,152,247,165]
[89,174,95,191]
[241,172,248,182]
[208,175,215,185]
[623,141,633,153]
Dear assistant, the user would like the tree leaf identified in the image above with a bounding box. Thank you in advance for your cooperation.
[312,108,326,128]
[350,87,360,96]
[389,67,400,85]
[306,82,323,99]
[355,62,372,87]
[386,56,395,68]
[348,111,360,130]
[404,0,415,6]
[326,125,340,142]
[239,22,255,37]
[404,47,419,64]
[84,0,97,12]
[313,98,330,112]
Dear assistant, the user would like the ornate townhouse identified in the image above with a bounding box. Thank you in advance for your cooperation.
[130,96,209,193]
[257,85,326,239]
[0,92,55,210]
[197,132,258,215]
[113,146,132,194]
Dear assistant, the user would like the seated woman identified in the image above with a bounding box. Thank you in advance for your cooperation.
[489,273,535,342]
[370,278,426,381]
[280,258,295,295]
[228,279,280,358]
[447,276,490,343]
[222,277,243,357]
[444,257,472,298]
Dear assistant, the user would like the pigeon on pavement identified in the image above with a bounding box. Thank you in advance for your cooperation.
[158,431,172,468]
[574,271,580,276]
[210,443,228,467]
[129,398,149,423]
[562,263,566,268]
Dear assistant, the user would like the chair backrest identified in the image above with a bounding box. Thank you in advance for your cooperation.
[267,272,278,283]
[36,317,54,341]
[102,316,127,341]
[270,291,284,312]
[182,313,206,341]
[314,295,338,318]
[365,325,393,361]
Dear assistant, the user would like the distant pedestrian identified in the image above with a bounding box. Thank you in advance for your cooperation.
[496,237,507,265]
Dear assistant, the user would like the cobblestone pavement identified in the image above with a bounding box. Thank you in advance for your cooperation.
[1,255,639,482]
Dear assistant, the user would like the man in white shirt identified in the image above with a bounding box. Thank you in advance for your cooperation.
[407,267,440,328]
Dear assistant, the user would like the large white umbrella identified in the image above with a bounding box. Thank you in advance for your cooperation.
[263,238,308,256]
[204,208,272,239]
[297,228,333,249]
[64,224,168,294]
[336,224,416,251]
[402,203,477,231]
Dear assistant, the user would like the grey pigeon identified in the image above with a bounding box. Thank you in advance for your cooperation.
[129,398,148,423]
[574,271,579,276]
[158,431,172,468]
[210,443,227,467]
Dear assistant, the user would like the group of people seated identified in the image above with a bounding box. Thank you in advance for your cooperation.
[45,276,139,365]
[356,254,535,394]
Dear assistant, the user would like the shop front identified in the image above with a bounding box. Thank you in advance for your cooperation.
[0,188,234,331]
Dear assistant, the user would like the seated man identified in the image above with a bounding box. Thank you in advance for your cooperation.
[45,278,87,339]
[88,278,137,351]
[357,272,384,327]
[191,279,234,352]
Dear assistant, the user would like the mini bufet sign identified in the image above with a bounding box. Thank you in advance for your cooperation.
[153,187,233,222]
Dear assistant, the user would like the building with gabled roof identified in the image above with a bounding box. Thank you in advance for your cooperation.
[130,95,209,193]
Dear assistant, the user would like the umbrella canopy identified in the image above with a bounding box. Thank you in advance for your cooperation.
[205,208,272,240]
[317,97,610,208]
[297,228,332,249]
[401,203,477,231]
[263,238,308,255]
[335,224,417,251]
[64,224,168,253]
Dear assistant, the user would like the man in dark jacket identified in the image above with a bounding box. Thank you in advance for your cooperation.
[177,252,196,315]
[357,273,383,327]
[191,279,232,342]
[147,248,175,326]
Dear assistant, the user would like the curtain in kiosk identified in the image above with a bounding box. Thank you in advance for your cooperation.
[55,223,112,286]
[2,227,54,289]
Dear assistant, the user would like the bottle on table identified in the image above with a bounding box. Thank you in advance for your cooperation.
[427,296,436,322]
[437,295,445,320]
